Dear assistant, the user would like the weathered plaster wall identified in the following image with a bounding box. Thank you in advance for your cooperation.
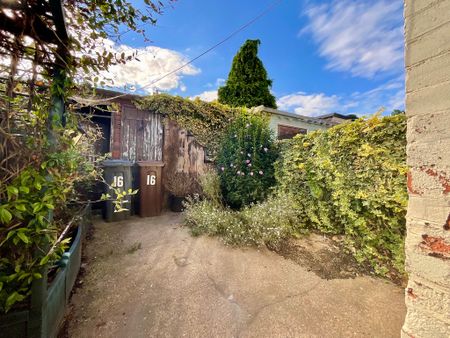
[403,0,450,337]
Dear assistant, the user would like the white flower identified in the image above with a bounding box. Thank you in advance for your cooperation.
[221,167,225,171]
[259,170,263,175]
[250,172,254,176]
[247,153,251,157]
[263,147,268,152]
[248,163,252,167]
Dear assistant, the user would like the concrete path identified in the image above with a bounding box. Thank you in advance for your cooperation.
[65,213,406,338]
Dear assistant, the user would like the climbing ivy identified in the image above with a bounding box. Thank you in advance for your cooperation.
[137,94,242,158]
[275,114,408,277]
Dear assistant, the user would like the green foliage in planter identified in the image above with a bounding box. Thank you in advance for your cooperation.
[216,113,278,209]
[275,114,408,276]
[218,39,277,108]
[0,94,101,313]
[0,165,81,312]
[137,94,240,159]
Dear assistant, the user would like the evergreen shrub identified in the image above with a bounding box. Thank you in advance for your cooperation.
[218,39,277,108]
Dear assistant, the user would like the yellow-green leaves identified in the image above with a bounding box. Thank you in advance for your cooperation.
[0,207,12,224]
[275,114,407,278]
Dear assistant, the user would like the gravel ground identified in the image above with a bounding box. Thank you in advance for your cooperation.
[63,212,406,338]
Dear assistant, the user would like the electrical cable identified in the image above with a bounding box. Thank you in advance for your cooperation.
[75,0,283,105]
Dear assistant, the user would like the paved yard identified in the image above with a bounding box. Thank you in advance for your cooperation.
[64,213,406,338]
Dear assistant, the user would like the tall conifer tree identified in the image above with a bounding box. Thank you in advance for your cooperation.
[218,39,277,108]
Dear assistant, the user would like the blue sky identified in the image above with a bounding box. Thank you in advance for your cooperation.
[100,0,405,117]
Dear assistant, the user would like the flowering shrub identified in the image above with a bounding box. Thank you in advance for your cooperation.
[238,195,300,247]
[217,113,277,208]
[185,169,298,247]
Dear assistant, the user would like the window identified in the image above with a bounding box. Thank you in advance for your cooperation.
[277,124,307,140]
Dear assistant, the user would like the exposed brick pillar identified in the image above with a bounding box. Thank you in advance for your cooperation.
[111,106,122,159]
[403,0,450,337]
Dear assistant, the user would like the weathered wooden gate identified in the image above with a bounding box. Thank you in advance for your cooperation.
[119,102,164,162]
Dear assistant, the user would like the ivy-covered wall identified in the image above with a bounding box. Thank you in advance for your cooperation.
[276,114,408,278]
[137,94,242,159]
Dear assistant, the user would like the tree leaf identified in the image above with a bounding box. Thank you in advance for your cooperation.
[17,231,30,244]
[0,208,13,224]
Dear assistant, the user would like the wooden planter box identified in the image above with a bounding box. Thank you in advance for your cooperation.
[0,206,90,338]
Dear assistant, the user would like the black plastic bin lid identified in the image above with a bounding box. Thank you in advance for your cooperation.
[102,159,133,167]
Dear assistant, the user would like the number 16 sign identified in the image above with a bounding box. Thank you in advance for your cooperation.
[147,174,156,186]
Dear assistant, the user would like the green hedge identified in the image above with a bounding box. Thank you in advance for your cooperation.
[275,114,408,276]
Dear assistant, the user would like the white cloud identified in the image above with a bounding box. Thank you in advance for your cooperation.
[302,0,404,78]
[277,92,340,117]
[215,78,226,87]
[277,78,405,117]
[2,32,201,94]
[193,78,225,101]
[0,10,198,94]
[346,78,405,115]
[82,38,200,93]
[193,90,218,102]
[205,78,226,89]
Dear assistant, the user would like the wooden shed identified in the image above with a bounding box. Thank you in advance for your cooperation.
[80,89,207,210]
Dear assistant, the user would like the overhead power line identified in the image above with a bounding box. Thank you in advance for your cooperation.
[76,0,283,105]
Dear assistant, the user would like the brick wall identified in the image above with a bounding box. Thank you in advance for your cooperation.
[111,107,122,159]
[403,0,450,337]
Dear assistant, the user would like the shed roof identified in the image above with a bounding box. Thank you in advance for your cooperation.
[253,106,335,127]
[315,112,355,120]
